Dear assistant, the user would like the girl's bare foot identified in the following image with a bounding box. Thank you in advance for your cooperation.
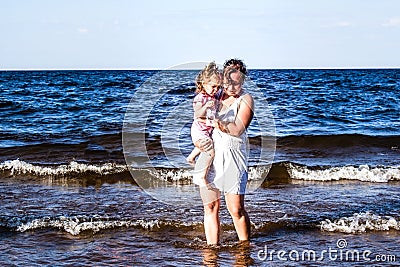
[186,156,196,166]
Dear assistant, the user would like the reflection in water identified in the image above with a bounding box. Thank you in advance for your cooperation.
[202,247,219,266]
[233,241,254,267]
[202,241,254,267]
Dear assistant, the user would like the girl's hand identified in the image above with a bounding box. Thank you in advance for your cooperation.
[205,100,215,108]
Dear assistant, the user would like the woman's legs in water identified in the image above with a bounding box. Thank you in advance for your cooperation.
[225,193,250,241]
[200,186,221,245]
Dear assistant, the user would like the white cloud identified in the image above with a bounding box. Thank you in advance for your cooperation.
[382,17,400,27]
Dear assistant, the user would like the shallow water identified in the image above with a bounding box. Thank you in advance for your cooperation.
[0,177,399,266]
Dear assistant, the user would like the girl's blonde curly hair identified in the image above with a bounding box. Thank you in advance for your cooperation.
[195,62,222,94]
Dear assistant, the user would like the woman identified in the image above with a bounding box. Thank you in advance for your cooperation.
[197,59,254,245]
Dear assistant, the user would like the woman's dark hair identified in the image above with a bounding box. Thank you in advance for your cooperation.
[223,58,247,76]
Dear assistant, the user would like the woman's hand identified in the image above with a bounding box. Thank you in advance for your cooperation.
[214,119,228,133]
[196,138,213,152]
[215,94,254,137]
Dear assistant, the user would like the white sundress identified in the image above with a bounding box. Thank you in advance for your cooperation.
[194,94,250,194]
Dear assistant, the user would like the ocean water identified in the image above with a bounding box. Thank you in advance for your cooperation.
[0,69,399,266]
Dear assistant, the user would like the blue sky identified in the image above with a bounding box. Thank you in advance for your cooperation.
[1,0,400,69]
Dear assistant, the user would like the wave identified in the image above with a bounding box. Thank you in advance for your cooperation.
[0,159,126,177]
[3,215,287,237]
[0,215,202,236]
[0,159,270,187]
[1,133,398,176]
[1,160,399,185]
[320,212,400,233]
[287,163,400,183]
[142,162,399,184]
[0,214,325,236]
[0,159,132,186]
[4,212,398,237]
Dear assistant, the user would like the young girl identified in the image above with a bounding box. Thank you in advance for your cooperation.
[187,62,221,186]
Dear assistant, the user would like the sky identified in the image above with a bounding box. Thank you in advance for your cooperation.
[1,0,400,69]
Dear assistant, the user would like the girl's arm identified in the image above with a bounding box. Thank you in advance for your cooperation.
[215,94,254,137]
[194,100,214,118]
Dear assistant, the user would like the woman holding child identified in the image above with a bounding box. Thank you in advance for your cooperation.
[190,59,254,245]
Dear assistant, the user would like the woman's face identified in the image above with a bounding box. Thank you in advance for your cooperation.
[203,75,220,96]
[223,71,243,97]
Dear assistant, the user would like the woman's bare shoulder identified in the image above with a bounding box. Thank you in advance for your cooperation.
[240,93,254,107]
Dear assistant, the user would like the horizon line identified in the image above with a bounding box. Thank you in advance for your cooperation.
[1,66,399,71]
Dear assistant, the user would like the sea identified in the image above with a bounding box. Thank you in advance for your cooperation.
[0,68,399,266]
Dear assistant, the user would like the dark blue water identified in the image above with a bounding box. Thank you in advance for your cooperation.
[0,69,399,266]
[253,69,399,136]
[0,70,153,147]
[1,69,399,147]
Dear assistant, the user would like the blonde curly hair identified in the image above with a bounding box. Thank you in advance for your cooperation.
[195,62,222,94]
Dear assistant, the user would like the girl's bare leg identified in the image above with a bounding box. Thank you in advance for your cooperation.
[186,147,201,165]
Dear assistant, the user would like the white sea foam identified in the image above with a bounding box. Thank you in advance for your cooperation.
[15,216,201,235]
[248,166,272,181]
[147,165,270,182]
[0,159,127,177]
[320,212,400,233]
[0,159,270,185]
[288,163,400,183]
[150,168,193,182]
[3,159,398,184]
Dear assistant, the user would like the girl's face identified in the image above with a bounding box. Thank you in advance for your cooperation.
[203,75,220,96]
[223,71,243,97]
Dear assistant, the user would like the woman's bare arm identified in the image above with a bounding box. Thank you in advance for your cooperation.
[215,94,254,137]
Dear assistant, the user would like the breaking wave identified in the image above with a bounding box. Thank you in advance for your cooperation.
[320,212,400,233]
[1,160,399,185]
[0,159,127,177]
[1,216,202,236]
[2,212,399,236]
[287,163,400,183]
